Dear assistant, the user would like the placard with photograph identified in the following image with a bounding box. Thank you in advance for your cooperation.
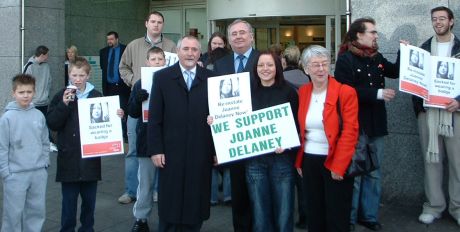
[208,72,252,120]
[78,96,124,158]
[399,44,460,108]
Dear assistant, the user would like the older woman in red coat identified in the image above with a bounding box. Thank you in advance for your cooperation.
[295,45,359,232]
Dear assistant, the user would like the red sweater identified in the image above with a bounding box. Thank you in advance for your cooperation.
[295,77,359,176]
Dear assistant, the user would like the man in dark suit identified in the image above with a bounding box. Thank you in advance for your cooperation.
[99,31,130,139]
[213,19,259,232]
[148,35,215,232]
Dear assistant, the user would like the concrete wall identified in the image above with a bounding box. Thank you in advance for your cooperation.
[65,0,149,57]
[350,0,459,206]
[0,1,64,111]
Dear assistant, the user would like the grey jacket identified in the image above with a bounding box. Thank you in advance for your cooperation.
[24,56,52,107]
[0,101,50,178]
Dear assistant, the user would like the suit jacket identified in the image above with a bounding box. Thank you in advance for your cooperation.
[147,62,215,224]
[99,44,130,96]
[213,49,259,83]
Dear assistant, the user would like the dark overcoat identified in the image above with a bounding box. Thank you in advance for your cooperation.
[147,63,215,224]
[46,89,102,182]
[334,51,399,137]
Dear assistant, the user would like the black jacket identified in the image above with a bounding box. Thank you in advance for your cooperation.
[127,80,148,157]
[147,63,215,224]
[334,51,399,137]
[47,88,103,182]
[412,35,460,117]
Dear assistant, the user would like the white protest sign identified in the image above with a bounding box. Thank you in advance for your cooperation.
[208,72,252,120]
[399,44,460,109]
[78,96,124,158]
[141,66,165,122]
[210,102,299,164]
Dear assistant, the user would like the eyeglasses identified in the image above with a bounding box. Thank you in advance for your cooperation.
[308,62,330,70]
[431,16,448,22]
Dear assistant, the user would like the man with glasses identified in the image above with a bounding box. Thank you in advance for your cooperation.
[213,19,259,232]
[334,17,401,231]
[412,6,460,226]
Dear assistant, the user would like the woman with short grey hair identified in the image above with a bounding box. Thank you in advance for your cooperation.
[295,45,359,232]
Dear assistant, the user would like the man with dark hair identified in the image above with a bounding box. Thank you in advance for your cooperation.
[24,45,51,117]
[334,17,401,231]
[99,31,129,141]
[213,19,259,232]
[24,45,55,151]
[117,11,176,205]
[413,6,460,226]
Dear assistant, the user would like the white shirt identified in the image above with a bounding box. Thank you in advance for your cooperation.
[304,90,329,155]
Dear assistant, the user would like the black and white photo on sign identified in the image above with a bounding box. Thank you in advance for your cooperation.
[436,61,454,80]
[409,49,424,70]
[89,102,109,123]
[219,77,240,99]
[208,72,252,120]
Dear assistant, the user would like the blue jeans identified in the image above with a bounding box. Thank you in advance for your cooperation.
[350,135,384,224]
[211,168,231,203]
[60,181,97,232]
[126,116,139,197]
[246,154,294,232]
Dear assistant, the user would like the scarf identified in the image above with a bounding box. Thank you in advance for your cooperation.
[425,34,455,163]
[343,41,379,58]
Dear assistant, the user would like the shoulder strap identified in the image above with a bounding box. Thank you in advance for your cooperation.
[23,61,33,74]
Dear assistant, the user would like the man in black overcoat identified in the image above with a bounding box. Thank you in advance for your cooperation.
[147,35,215,231]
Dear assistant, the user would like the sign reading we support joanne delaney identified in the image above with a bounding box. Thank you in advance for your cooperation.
[78,96,124,158]
[211,103,299,164]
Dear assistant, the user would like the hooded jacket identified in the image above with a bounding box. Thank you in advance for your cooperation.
[0,101,50,178]
[24,56,52,107]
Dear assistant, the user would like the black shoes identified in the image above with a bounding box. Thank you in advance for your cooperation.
[350,224,355,231]
[132,219,150,232]
[358,221,382,231]
[295,220,307,229]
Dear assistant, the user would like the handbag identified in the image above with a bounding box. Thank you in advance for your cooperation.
[336,93,379,178]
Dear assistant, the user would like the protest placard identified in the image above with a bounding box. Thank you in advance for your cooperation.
[399,44,460,108]
[208,72,252,120]
[210,103,299,164]
[141,66,164,122]
[78,96,124,158]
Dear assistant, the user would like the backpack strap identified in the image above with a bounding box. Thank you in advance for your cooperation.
[23,61,33,74]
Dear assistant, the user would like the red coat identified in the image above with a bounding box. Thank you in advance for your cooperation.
[295,76,359,176]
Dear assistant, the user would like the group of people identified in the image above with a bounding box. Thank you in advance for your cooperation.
[1,5,460,232]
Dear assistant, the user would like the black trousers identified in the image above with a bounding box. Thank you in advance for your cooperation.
[302,154,354,232]
[158,218,202,232]
[230,161,252,232]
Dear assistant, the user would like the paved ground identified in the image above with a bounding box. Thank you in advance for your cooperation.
[0,152,459,231]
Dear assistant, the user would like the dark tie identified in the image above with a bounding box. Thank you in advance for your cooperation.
[237,55,245,73]
[108,48,115,79]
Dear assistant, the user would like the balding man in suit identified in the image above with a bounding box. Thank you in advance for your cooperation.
[213,19,259,232]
